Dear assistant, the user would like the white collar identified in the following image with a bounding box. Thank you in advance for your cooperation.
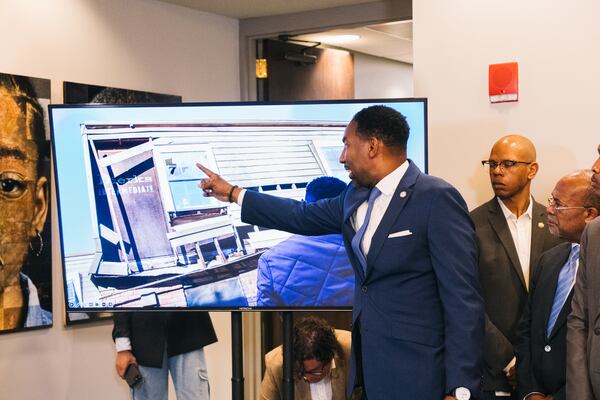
[497,195,533,220]
[375,160,409,196]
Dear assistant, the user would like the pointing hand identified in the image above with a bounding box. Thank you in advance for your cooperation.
[196,163,240,203]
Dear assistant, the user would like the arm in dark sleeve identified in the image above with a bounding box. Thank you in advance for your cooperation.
[552,384,566,400]
[472,233,516,374]
[566,225,594,400]
[515,258,544,399]
[484,315,515,374]
[112,312,132,341]
[428,185,485,395]
[241,189,345,236]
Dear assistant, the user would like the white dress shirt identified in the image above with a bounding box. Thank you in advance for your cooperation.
[497,196,533,289]
[496,196,534,393]
[352,161,409,255]
[115,337,132,352]
[309,359,336,400]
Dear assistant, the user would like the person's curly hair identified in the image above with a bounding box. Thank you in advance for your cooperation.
[293,317,343,378]
[351,105,410,151]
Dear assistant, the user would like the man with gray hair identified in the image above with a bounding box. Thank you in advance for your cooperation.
[516,170,599,400]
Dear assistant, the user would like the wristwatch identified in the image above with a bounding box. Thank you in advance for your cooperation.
[452,387,471,400]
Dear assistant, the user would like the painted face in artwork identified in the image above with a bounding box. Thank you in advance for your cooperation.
[0,88,48,327]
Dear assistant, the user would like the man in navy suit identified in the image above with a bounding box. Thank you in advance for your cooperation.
[515,170,599,400]
[197,105,484,400]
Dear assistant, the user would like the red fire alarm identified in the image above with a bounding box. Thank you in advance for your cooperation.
[489,62,518,103]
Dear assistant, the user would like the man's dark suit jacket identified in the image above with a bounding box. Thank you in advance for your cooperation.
[112,312,217,368]
[242,161,484,399]
[515,242,573,400]
[470,198,562,392]
[567,217,600,400]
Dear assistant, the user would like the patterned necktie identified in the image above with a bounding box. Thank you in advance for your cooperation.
[547,244,580,337]
[351,187,382,274]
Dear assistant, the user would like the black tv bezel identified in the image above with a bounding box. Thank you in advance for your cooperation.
[49,97,428,312]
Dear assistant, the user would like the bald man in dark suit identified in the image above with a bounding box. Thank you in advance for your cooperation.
[471,135,562,399]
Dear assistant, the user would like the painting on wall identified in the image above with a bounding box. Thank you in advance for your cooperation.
[0,72,52,334]
[63,82,182,105]
[63,81,181,325]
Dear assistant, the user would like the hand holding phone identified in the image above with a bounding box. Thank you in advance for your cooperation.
[124,363,144,388]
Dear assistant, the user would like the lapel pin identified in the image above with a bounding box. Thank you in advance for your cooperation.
[400,191,407,198]
[538,222,544,229]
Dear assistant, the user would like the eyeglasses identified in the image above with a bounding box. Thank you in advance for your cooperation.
[302,362,331,380]
[303,369,325,377]
[481,160,533,170]
[547,196,588,212]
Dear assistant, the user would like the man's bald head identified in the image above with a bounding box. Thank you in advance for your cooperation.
[487,134,539,202]
[490,135,537,162]
[558,170,595,205]
[547,169,599,242]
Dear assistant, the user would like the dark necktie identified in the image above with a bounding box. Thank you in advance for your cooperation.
[351,187,382,274]
[547,244,580,337]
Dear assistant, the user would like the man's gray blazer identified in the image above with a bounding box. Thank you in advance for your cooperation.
[567,217,600,399]
[471,198,562,392]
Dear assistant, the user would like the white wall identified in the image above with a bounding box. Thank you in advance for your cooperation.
[0,1,239,399]
[413,1,600,209]
[354,53,413,99]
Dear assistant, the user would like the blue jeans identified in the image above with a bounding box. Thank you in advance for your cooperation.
[131,348,210,400]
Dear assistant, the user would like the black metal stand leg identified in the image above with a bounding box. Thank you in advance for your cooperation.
[232,311,244,400]
[282,311,295,400]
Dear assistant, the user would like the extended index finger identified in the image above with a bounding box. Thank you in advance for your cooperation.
[196,162,216,177]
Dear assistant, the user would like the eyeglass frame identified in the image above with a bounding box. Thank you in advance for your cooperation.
[301,360,332,380]
[547,196,590,213]
[481,160,533,170]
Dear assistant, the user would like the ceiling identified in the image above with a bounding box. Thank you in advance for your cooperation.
[157,0,376,19]
[295,20,412,64]
[157,0,412,64]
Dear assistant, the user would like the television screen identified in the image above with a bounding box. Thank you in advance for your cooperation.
[50,99,427,311]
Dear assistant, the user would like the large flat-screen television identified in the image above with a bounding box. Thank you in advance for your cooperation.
[50,99,427,311]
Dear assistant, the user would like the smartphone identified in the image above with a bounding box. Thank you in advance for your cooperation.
[124,363,144,388]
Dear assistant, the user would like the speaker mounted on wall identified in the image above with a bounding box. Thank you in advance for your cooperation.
[489,62,518,103]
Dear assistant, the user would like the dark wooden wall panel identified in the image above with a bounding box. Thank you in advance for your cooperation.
[262,39,354,101]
